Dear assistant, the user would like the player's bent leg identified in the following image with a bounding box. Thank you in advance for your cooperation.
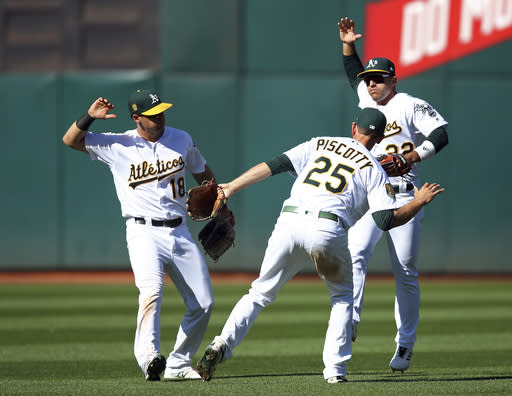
[196,275,290,381]
[348,213,383,334]
[220,292,266,358]
[313,229,353,381]
[322,287,353,381]
[198,221,301,380]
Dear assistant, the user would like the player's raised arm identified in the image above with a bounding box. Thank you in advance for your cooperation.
[62,97,117,152]
[338,17,364,91]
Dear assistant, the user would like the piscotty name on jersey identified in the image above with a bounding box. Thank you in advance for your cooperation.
[128,156,185,189]
[316,138,373,170]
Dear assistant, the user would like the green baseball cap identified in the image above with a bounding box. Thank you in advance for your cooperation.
[357,57,396,78]
[128,89,173,116]
[355,107,387,136]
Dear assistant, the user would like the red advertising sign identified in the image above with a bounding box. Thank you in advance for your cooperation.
[363,0,512,79]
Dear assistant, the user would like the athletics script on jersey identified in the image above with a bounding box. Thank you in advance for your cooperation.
[316,139,373,170]
[363,0,512,78]
[128,157,184,189]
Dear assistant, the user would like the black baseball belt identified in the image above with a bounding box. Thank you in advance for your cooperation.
[134,217,182,227]
[392,182,414,193]
[282,205,339,222]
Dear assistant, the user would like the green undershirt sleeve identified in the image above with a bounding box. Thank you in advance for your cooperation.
[427,126,449,152]
[265,154,294,176]
[342,53,364,92]
[372,209,395,231]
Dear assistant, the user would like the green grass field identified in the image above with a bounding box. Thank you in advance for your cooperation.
[1,278,511,395]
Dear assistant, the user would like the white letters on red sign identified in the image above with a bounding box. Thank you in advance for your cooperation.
[363,0,512,78]
[460,0,512,43]
[400,0,450,65]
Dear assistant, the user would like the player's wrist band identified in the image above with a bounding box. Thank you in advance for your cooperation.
[416,140,436,160]
[76,113,95,130]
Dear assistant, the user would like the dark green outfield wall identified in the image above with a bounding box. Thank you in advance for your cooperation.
[1,0,510,273]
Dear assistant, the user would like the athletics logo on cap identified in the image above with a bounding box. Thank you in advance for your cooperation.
[128,89,173,116]
[357,57,396,78]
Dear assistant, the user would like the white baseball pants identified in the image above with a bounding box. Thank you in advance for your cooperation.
[217,211,353,379]
[348,193,424,349]
[126,220,214,373]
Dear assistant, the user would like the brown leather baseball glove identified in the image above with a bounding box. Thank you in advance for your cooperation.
[186,180,227,221]
[376,153,412,177]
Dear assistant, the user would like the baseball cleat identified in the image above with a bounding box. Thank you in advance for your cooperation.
[389,345,413,372]
[145,353,166,381]
[351,320,358,342]
[163,367,202,380]
[196,337,227,381]
[327,375,348,383]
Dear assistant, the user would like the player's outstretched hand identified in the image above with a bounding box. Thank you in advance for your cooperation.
[88,97,117,120]
[219,183,233,199]
[338,17,362,44]
[414,183,444,206]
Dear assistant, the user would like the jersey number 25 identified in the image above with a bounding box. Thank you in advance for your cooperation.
[303,156,355,194]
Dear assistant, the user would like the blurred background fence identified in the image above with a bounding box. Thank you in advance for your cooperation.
[1,0,511,273]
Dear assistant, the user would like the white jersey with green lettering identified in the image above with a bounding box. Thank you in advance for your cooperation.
[283,136,397,227]
[357,84,448,183]
[85,126,206,219]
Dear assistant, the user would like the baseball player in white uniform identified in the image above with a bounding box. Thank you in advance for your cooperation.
[194,107,444,384]
[338,17,449,372]
[62,89,222,381]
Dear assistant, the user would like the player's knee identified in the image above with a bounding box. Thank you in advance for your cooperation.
[392,263,418,280]
[195,295,214,312]
[351,253,369,270]
[138,290,162,314]
[188,300,214,322]
[248,288,273,308]
[394,272,419,292]
[203,299,214,315]
[136,279,165,296]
